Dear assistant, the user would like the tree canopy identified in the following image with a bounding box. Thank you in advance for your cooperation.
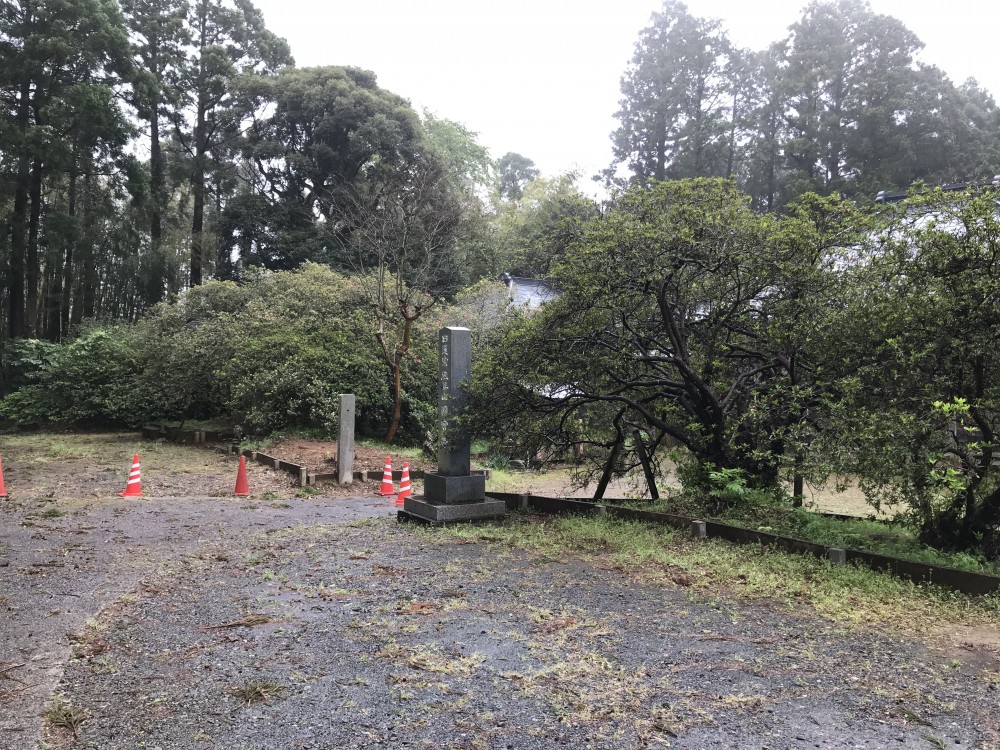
[607,0,1000,208]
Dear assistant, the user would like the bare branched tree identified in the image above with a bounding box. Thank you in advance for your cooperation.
[340,154,465,443]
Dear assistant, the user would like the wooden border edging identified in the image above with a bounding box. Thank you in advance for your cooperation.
[220,443,490,490]
[143,423,235,445]
[234,449,309,487]
[844,549,1000,596]
[487,492,1000,597]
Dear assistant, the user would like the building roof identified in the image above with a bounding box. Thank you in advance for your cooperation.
[876,175,1000,203]
[500,273,560,310]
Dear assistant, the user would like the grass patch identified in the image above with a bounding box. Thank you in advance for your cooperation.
[430,515,1000,630]
[609,494,1000,577]
[2,431,219,470]
[1,432,135,461]
[731,505,1000,575]
[231,678,286,707]
[484,467,521,492]
[43,698,88,736]
[356,438,424,459]
[238,428,429,456]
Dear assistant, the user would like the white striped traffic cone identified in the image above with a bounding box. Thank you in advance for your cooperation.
[118,454,143,497]
[394,462,411,506]
[378,456,395,496]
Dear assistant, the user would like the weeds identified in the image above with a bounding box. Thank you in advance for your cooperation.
[231,678,286,707]
[356,439,424,458]
[431,515,1000,629]
[47,443,70,458]
[43,699,87,736]
[202,614,276,630]
[377,641,484,676]
[604,492,1000,576]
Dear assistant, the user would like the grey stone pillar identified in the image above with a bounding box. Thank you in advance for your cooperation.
[402,327,504,524]
[438,328,471,476]
[337,394,356,485]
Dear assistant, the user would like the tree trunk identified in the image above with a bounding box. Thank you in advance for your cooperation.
[190,136,205,286]
[81,173,97,320]
[385,362,403,445]
[46,155,75,342]
[190,27,208,288]
[25,155,43,337]
[633,429,660,501]
[383,315,415,445]
[654,108,667,181]
[726,88,738,178]
[8,75,31,339]
[792,452,805,508]
[766,108,777,212]
[593,438,623,500]
[147,81,165,305]
[60,164,78,337]
[46,244,62,341]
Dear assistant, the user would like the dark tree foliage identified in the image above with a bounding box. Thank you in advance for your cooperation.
[0,0,133,340]
[496,152,539,202]
[471,179,857,498]
[230,65,423,272]
[835,190,1000,556]
[608,0,1000,207]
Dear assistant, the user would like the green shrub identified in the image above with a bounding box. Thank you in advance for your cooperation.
[0,264,444,440]
[131,285,245,423]
[222,329,389,434]
[0,327,138,426]
[1,338,61,395]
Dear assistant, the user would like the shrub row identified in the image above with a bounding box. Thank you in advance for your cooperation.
[0,265,446,443]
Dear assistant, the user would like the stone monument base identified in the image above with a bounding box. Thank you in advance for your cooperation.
[423,473,486,504]
[400,495,506,525]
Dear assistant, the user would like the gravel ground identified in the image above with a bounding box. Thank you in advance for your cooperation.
[2,499,996,750]
[0,494,396,750]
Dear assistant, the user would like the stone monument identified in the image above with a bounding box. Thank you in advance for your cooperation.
[402,327,506,524]
[337,393,355,485]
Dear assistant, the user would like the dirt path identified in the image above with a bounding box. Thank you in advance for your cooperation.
[0,495,396,749]
[0,500,996,749]
[1,435,998,749]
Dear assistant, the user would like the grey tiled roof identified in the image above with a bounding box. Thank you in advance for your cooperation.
[500,274,560,310]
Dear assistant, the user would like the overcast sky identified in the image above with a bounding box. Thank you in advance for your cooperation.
[250,0,1000,193]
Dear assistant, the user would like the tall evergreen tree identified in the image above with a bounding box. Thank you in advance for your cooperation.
[607,0,733,185]
[175,0,290,286]
[121,0,190,306]
[0,0,132,338]
[779,0,923,198]
[496,152,539,202]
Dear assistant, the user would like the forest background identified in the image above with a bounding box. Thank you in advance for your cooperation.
[2,0,1000,556]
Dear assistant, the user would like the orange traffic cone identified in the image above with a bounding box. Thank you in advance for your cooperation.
[0,453,7,499]
[378,456,395,496]
[118,454,142,497]
[398,462,411,501]
[393,489,405,506]
[234,455,250,496]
